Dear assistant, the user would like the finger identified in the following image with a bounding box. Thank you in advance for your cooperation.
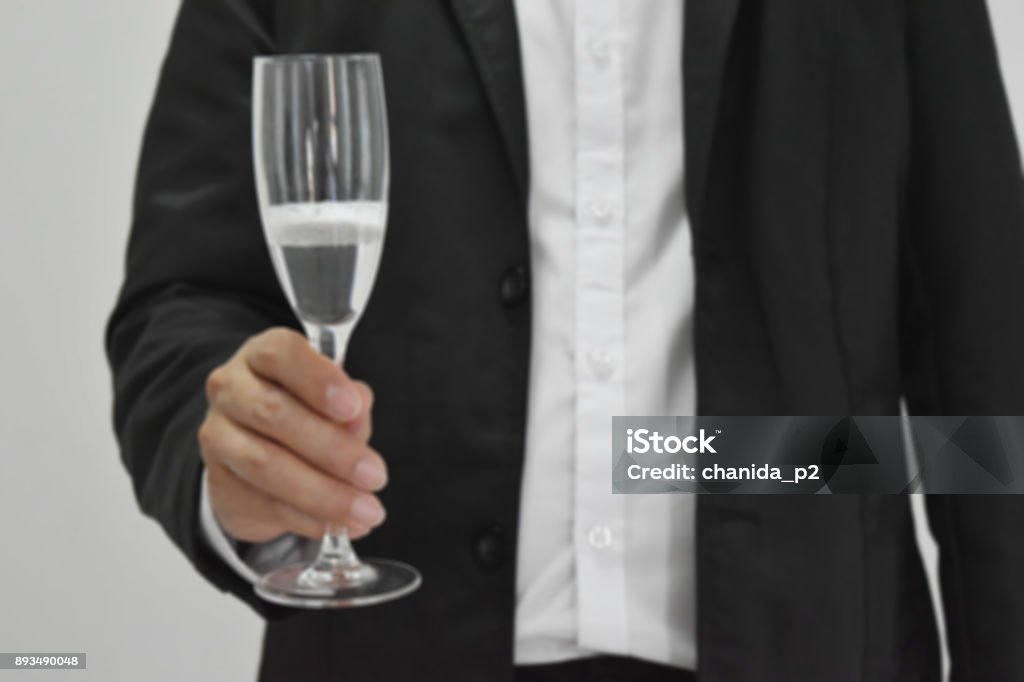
[205,413,387,529]
[212,371,387,491]
[245,327,365,423]
[206,460,325,542]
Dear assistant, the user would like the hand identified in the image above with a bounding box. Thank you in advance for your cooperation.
[199,327,387,543]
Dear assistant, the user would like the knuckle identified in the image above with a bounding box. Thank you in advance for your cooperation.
[205,367,228,400]
[251,391,286,431]
[239,441,274,477]
[197,418,218,457]
[251,328,297,370]
[250,341,279,375]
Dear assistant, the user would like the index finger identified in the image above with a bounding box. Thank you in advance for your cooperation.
[244,327,364,423]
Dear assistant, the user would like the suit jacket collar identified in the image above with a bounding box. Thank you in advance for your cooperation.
[448,0,745,226]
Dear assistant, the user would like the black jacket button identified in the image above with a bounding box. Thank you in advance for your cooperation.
[499,266,529,307]
[472,524,507,570]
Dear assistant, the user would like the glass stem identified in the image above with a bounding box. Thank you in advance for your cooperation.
[307,326,363,577]
[311,524,362,572]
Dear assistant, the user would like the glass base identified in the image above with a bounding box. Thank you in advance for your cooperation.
[255,558,421,608]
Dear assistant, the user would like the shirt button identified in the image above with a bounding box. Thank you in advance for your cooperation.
[587,199,613,224]
[498,265,528,307]
[588,38,611,67]
[587,525,613,550]
[587,349,615,380]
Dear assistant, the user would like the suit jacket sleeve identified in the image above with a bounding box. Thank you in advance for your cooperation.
[901,1,1024,679]
[105,0,295,619]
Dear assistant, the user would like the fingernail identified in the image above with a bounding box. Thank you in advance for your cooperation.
[353,459,388,491]
[350,496,386,527]
[326,384,362,421]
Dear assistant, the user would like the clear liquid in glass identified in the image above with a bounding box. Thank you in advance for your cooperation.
[263,201,387,331]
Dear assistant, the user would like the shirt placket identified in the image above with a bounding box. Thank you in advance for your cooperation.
[573,0,628,652]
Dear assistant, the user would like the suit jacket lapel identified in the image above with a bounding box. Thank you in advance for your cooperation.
[448,0,529,201]
[685,0,744,231]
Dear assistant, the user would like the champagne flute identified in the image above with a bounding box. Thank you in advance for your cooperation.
[251,54,421,608]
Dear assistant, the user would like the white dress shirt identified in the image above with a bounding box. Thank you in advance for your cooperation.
[511,0,696,669]
[201,0,697,671]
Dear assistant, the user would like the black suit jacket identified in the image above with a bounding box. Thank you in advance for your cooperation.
[106,1,1024,680]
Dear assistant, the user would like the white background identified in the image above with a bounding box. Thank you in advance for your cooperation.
[0,1,1021,680]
